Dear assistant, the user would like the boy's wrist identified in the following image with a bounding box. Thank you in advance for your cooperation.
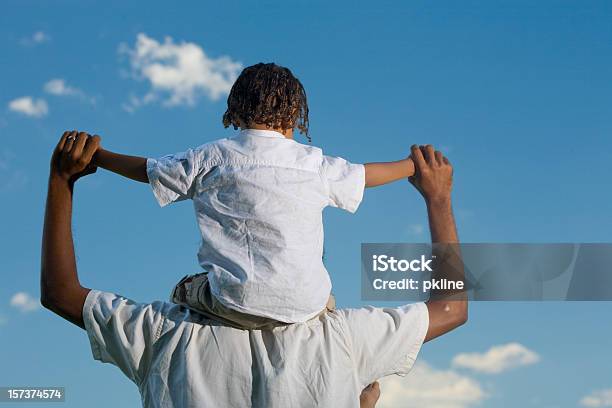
[92,147,106,166]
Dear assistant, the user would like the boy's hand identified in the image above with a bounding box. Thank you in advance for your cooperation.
[50,130,101,183]
[408,144,453,204]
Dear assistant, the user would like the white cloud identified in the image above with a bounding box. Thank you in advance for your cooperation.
[122,93,144,113]
[10,292,40,313]
[44,78,94,104]
[119,33,242,110]
[20,31,50,46]
[452,343,540,374]
[581,390,612,407]
[33,31,49,43]
[44,78,80,96]
[8,96,48,118]
[378,362,487,408]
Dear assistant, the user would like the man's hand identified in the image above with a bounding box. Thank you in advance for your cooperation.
[50,130,101,183]
[408,144,452,205]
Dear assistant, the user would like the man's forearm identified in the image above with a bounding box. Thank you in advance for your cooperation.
[424,197,467,341]
[93,149,149,183]
[427,198,458,243]
[364,158,415,188]
[40,175,89,328]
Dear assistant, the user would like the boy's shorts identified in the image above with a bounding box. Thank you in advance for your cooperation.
[170,272,336,330]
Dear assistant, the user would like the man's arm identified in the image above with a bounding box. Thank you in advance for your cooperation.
[40,131,100,329]
[364,158,415,188]
[408,144,467,343]
[93,147,149,183]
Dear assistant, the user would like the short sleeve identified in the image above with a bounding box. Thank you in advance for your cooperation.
[146,148,201,207]
[83,290,166,385]
[339,302,429,386]
[320,155,365,213]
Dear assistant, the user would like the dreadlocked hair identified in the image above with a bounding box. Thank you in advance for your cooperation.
[223,63,310,142]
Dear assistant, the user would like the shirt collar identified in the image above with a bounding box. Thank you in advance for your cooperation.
[240,128,288,139]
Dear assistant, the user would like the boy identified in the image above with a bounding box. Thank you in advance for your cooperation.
[92,62,415,329]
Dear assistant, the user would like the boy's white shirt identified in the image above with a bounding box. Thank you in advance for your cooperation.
[146,128,365,323]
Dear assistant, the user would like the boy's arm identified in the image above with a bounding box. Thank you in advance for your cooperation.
[364,158,415,188]
[93,148,149,183]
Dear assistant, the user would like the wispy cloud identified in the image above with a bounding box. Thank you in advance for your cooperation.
[378,362,487,408]
[452,342,540,374]
[44,78,80,97]
[44,78,94,104]
[119,33,242,111]
[8,96,49,118]
[10,292,40,313]
[581,389,612,407]
[20,31,51,46]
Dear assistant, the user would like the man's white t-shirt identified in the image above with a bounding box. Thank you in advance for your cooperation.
[83,290,429,408]
[146,128,366,323]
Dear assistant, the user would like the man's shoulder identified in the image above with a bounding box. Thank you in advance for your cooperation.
[335,303,429,332]
[84,290,177,324]
[84,290,234,331]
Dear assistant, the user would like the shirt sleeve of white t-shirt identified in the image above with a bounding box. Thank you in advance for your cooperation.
[82,290,167,385]
[339,302,429,386]
[320,155,366,213]
[146,148,202,207]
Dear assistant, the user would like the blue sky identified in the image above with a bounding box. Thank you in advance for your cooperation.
[1,1,612,407]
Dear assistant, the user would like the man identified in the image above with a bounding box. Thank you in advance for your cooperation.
[41,131,466,407]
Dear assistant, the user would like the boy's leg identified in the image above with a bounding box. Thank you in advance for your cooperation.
[171,273,337,328]
[326,294,336,311]
[171,273,290,330]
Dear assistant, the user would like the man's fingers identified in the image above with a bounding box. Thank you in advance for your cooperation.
[423,144,435,164]
[81,135,100,164]
[63,130,78,152]
[435,150,444,166]
[72,131,88,157]
[443,156,453,175]
[56,131,71,152]
[410,144,427,170]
